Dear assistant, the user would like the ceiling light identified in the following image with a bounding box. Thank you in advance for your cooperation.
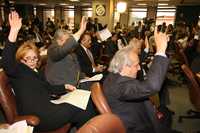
[38,3,47,6]
[137,3,147,6]
[69,0,79,2]
[158,3,169,6]
[117,2,127,13]
[59,3,68,6]
[82,3,91,6]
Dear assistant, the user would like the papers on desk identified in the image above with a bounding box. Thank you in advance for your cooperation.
[79,74,103,83]
[98,28,112,41]
[51,89,91,110]
[0,120,33,133]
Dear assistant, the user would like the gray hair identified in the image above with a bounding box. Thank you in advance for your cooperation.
[54,29,70,40]
[108,46,135,73]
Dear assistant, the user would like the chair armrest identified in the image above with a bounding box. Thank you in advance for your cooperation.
[14,115,40,126]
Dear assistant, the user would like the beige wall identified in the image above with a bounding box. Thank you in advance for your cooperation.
[54,6,62,22]
[74,6,82,28]
[92,0,115,30]
[120,12,129,28]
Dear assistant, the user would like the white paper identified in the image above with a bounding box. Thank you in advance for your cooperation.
[51,89,91,110]
[0,120,33,133]
[194,35,199,40]
[196,73,200,78]
[98,28,112,41]
[79,74,103,83]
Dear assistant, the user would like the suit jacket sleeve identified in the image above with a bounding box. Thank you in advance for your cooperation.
[119,55,169,100]
[2,40,18,76]
[48,84,67,95]
[140,50,149,63]
[48,36,79,62]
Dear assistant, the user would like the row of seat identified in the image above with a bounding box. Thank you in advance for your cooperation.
[0,70,126,133]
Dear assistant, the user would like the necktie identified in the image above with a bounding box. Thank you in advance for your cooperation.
[86,49,95,67]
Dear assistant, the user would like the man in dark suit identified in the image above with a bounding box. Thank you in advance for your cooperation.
[103,29,172,133]
[76,33,104,77]
[93,18,103,32]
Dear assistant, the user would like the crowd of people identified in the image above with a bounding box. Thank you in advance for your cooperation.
[0,9,200,133]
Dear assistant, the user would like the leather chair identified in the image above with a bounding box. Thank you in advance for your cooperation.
[90,82,112,114]
[0,71,71,133]
[178,64,200,122]
[77,114,126,133]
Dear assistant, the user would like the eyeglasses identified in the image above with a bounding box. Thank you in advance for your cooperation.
[23,56,38,63]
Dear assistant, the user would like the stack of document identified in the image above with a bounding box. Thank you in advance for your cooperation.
[0,120,33,133]
[98,28,112,41]
[51,89,91,110]
[79,74,103,83]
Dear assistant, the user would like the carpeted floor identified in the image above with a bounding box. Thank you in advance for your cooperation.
[168,84,200,133]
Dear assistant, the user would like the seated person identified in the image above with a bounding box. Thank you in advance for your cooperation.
[76,33,105,77]
[45,17,88,89]
[2,11,96,132]
[103,28,173,133]
[104,32,119,59]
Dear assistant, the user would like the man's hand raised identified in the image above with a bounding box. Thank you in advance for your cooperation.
[79,16,87,33]
[154,27,168,54]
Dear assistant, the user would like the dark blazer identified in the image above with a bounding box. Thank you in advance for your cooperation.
[2,40,95,131]
[45,37,84,86]
[75,45,95,77]
[191,55,200,73]
[94,23,103,32]
[103,55,172,133]
[105,39,118,59]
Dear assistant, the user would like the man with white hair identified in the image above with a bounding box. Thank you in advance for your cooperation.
[103,29,173,133]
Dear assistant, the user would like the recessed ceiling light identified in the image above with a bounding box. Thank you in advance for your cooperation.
[158,3,169,6]
[158,0,170,1]
[82,3,91,6]
[38,3,47,6]
[137,3,147,6]
[59,3,68,6]
[69,0,79,2]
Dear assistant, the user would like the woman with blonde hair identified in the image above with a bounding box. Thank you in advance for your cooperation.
[2,11,96,132]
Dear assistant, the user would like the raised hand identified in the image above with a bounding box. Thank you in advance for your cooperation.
[8,11,22,42]
[79,16,87,33]
[73,16,87,41]
[9,11,22,32]
[154,26,168,53]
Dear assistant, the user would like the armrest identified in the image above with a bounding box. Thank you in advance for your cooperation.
[14,115,40,126]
